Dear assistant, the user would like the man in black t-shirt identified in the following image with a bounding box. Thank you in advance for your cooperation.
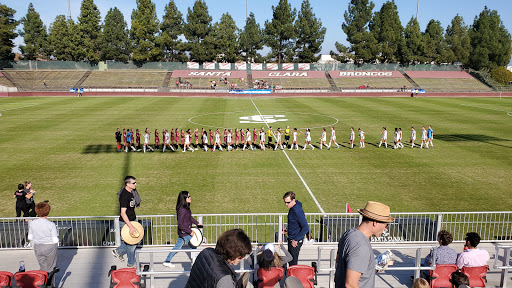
[112,176,140,268]
[115,128,122,151]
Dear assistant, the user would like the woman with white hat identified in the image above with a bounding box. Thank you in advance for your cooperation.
[257,241,293,271]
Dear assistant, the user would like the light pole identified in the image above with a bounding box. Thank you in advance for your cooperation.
[416,0,419,20]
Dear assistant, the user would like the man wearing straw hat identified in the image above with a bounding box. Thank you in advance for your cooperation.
[112,176,143,268]
[334,201,394,288]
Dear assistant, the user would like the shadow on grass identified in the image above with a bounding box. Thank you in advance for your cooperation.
[82,144,118,154]
[435,134,512,148]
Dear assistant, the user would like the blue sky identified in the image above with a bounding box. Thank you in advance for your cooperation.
[6,0,512,63]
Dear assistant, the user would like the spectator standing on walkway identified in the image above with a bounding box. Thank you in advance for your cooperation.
[112,176,141,268]
[283,191,309,266]
[334,201,394,288]
[28,202,58,272]
[14,183,30,217]
[163,191,201,268]
[185,229,252,288]
[456,232,490,269]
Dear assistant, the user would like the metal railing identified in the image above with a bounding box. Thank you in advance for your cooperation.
[0,211,510,249]
[494,243,512,288]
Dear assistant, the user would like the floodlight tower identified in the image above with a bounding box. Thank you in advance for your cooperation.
[246,0,248,19]
[68,0,72,19]
[416,0,419,20]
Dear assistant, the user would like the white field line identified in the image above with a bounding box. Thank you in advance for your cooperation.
[459,103,512,116]
[250,98,325,214]
[0,103,42,119]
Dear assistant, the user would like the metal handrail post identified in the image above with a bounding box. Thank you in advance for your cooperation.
[330,249,336,288]
[436,214,443,236]
[150,252,154,288]
[278,215,283,243]
[499,247,511,288]
[114,217,120,246]
[414,248,421,279]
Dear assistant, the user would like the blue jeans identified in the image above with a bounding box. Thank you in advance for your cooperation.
[164,235,196,262]
[116,221,138,266]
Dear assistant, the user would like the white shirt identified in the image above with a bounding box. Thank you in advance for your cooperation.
[350,131,355,140]
[321,131,326,141]
[293,131,297,141]
[246,131,251,141]
[276,131,281,142]
[422,130,427,139]
[227,132,232,143]
[260,132,265,142]
[144,133,150,144]
[382,130,387,139]
[331,129,336,138]
[165,132,170,143]
[397,131,402,141]
[411,130,416,140]
[185,134,190,144]
[203,133,208,143]
[359,131,365,139]
[28,218,59,244]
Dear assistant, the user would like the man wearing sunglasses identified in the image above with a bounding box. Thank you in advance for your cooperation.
[283,191,309,266]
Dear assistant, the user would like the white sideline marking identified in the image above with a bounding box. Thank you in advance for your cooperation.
[0,103,42,119]
[459,103,512,117]
[250,98,325,214]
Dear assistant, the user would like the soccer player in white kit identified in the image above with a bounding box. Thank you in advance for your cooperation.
[143,128,154,153]
[163,129,175,152]
[421,126,428,149]
[349,127,355,149]
[213,129,223,151]
[289,128,299,150]
[397,128,404,149]
[301,128,315,150]
[274,128,284,150]
[202,130,209,151]
[243,128,255,151]
[328,127,340,149]
[393,128,398,149]
[358,128,365,148]
[181,129,194,152]
[410,127,417,148]
[379,127,388,148]
[319,128,329,150]
[259,128,266,151]
[226,129,233,151]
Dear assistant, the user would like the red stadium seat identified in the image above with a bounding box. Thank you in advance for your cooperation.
[288,263,317,288]
[430,264,458,288]
[257,267,284,288]
[0,271,13,287]
[462,265,488,287]
[14,270,47,288]
[108,265,149,288]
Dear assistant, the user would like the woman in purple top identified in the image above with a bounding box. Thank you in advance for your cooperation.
[163,191,201,268]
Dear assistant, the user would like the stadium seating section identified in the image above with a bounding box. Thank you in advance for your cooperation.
[3,70,87,90]
[169,77,247,89]
[0,75,14,87]
[256,78,330,89]
[81,70,168,88]
[405,71,493,92]
[331,77,411,90]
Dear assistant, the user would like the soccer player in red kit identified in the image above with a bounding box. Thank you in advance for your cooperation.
[180,129,185,147]
[136,129,141,150]
[123,129,127,151]
[194,128,199,149]
[154,129,160,150]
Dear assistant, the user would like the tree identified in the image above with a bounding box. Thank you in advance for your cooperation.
[211,13,239,63]
[404,17,426,63]
[78,0,101,62]
[469,7,512,70]
[294,0,326,63]
[338,0,378,62]
[239,12,263,62]
[370,0,403,63]
[445,15,470,64]
[264,0,296,63]
[423,19,448,63]
[100,7,131,62]
[130,0,161,62]
[48,15,80,60]
[0,3,18,60]
[184,0,213,62]
[19,3,48,60]
[160,0,187,62]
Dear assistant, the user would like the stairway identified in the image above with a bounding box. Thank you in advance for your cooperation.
[1,72,20,89]
[247,72,253,89]
[74,71,91,88]
[402,71,420,89]
[325,71,337,91]
[162,71,173,88]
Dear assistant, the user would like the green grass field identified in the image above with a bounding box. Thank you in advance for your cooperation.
[1,96,511,217]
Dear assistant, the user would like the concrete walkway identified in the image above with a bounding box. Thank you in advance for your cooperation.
[0,243,509,287]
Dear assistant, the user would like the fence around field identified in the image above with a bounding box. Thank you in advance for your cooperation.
[0,212,510,249]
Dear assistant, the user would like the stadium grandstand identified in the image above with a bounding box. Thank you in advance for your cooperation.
[81,70,169,88]
[328,70,412,91]
[170,70,248,89]
[251,70,331,90]
[0,72,14,87]
[405,70,493,92]
[1,70,88,91]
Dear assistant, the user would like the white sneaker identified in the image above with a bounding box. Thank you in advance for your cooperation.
[162,262,175,268]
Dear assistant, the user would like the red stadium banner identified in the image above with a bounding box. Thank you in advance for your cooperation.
[203,62,215,70]
[405,71,473,78]
[252,71,326,78]
[298,63,310,70]
[187,62,199,69]
[171,70,247,78]
[282,63,294,70]
[251,63,263,70]
[219,63,231,70]
[266,63,278,70]
[235,62,247,70]
[328,71,405,78]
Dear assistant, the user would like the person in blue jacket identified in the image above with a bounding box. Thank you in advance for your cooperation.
[283,191,309,266]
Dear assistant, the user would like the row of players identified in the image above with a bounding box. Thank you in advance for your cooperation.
[115,126,434,152]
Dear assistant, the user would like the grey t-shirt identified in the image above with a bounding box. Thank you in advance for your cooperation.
[334,227,376,288]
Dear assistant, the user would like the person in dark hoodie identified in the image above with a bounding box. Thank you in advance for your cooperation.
[283,191,309,266]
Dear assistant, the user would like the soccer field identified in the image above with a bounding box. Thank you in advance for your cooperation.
[1,96,511,217]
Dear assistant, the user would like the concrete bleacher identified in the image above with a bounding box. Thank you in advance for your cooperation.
[0,242,507,287]
[252,71,331,90]
[81,70,168,88]
[405,71,493,92]
[169,77,247,89]
[0,73,15,87]
[2,70,87,90]
[328,71,412,91]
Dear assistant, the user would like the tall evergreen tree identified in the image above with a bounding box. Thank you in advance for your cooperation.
[469,7,511,70]
[184,0,213,62]
[211,13,239,63]
[423,19,449,63]
[239,12,263,62]
[48,15,80,61]
[0,3,18,60]
[445,15,470,64]
[19,3,48,60]
[370,0,403,63]
[263,0,296,63]
[100,7,131,62]
[131,0,161,62]
[160,0,187,62]
[78,0,101,62]
[294,0,326,63]
[404,17,426,63]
